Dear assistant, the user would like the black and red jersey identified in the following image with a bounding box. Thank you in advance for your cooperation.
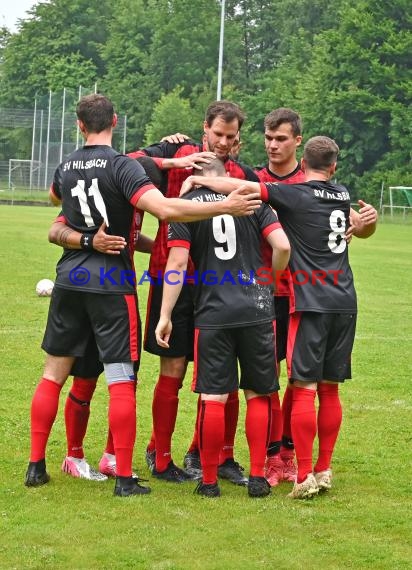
[255,163,305,185]
[255,163,305,297]
[260,180,357,314]
[168,186,280,329]
[129,141,258,277]
[50,144,154,294]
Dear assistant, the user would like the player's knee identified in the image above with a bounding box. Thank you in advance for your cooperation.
[160,356,188,379]
[104,362,136,385]
[201,393,228,403]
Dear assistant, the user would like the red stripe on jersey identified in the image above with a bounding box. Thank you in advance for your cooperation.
[260,183,269,202]
[262,222,281,237]
[130,184,157,207]
[124,294,139,362]
[286,312,301,380]
[192,328,200,393]
[127,149,145,159]
[151,157,164,169]
[168,239,190,250]
[55,215,66,223]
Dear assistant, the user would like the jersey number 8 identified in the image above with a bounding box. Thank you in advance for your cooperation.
[328,209,347,253]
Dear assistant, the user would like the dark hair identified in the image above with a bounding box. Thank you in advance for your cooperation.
[135,156,166,192]
[76,94,114,133]
[198,158,226,177]
[263,108,302,137]
[205,100,245,129]
[303,136,339,171]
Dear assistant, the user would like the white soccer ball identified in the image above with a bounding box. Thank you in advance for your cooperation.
[36,278,54,297]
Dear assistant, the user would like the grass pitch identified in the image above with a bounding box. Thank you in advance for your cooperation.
[0,205,411,569]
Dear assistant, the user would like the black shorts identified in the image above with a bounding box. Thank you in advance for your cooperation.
[70,335,104,378]
[274,296,290,362]
[144,278,195,359]
[287,312,357,382]
[42,287,141,364]
[192,321,279,395]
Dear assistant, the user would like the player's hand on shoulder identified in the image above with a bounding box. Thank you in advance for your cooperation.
[160,133,190,144]
[226,188,262,216]
[180,176,196,196]
[93,222,127,255]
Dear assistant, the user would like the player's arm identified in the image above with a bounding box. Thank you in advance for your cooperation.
[48,220,127,254]
[180,175,259,196]
[265,228,291,275]
[135,233,154,254]
[49,182,61,206]
[347,200,378,240]
[157,151,216,171]
[128,142,214,171]
[155,246,189,348]
[136,187,261,222]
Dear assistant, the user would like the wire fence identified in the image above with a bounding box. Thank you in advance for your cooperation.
[0,86,127,194]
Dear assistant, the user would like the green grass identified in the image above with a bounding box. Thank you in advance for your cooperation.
[0,187,51,203]
[0,205,411,569]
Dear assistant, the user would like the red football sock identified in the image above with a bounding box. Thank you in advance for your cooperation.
[104,377,136,457]
[314,383,342,473]
[198,400,225,485]
[108,382,136,477]
[30,378,63,462]
[152,375,183,471]
[219,390,239,464]
[267,391,282,456]
[187,395,201,453]
[246,396,271,477]
[280,384,294,459]
[291,387,317,483]
[64,377,97,458]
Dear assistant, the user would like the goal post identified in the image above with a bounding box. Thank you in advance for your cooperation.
[381,186,412,219]
[8,159,42,191]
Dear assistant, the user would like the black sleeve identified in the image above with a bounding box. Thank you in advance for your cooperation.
[240,162,259,182]
[258,203,279,228]
[143,139,198,159]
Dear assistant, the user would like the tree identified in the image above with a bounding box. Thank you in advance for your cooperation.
[144,87,200,145]
[99,0,154,149]
[0,0,113,107]
[293,0,412,198]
